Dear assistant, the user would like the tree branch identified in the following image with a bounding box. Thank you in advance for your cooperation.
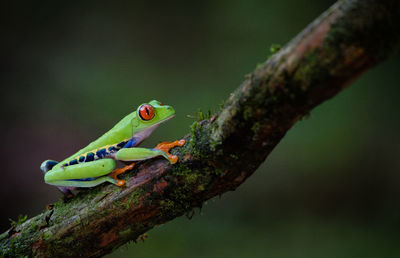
[1,0,399,256]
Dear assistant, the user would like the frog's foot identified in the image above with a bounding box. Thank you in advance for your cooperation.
[108,162,135,186]
[154,139,186,164]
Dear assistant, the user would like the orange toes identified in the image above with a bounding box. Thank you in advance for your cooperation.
[109,162,135,187]
[176,139,186,146]
[154,139,186,164]
[116,180,126,186]
[154,139,186,152]
[169,155,178,164]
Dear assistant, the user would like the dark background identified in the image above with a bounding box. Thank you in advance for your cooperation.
[2,1,400,257]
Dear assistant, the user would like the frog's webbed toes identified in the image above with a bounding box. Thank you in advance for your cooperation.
[154,139,186,164]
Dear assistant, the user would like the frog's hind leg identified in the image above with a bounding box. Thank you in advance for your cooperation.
[44,159,118,188]
[41,160,76,197]
[47,176,120,188]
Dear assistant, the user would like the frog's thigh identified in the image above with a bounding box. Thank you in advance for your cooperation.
[45,159,116,182]
[115,147,167,161]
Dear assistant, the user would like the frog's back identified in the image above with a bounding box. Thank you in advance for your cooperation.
[53,112,135,168]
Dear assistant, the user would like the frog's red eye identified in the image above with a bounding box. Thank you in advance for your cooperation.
[139,104,155,121]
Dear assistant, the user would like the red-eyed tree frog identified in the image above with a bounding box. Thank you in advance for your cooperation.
[40,100,185,195]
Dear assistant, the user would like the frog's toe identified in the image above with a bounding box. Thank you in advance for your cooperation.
[169,155,178,164]
[104,176,126,187]
[176,139,186,146]
[116,179,126,186]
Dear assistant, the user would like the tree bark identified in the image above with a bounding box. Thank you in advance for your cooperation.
[1,0,399,256]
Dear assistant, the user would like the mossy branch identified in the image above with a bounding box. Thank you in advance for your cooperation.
[1,0,399,256]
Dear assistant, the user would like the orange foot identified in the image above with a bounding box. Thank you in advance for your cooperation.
[154,139,186,164]
[108,163,135,186]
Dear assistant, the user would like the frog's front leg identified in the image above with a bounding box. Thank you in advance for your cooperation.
[110,139,186,184]
[114,139,185,163]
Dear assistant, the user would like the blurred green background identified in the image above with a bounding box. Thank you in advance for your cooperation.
[2,0,400,257]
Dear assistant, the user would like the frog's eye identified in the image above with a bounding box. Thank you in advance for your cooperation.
[138,104,155,121]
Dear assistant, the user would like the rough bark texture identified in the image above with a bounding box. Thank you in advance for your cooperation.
[1,0,399,257]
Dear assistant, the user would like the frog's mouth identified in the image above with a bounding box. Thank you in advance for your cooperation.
[133,115,175,143]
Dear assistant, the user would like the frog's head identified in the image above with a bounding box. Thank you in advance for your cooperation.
[131,100,175,137]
